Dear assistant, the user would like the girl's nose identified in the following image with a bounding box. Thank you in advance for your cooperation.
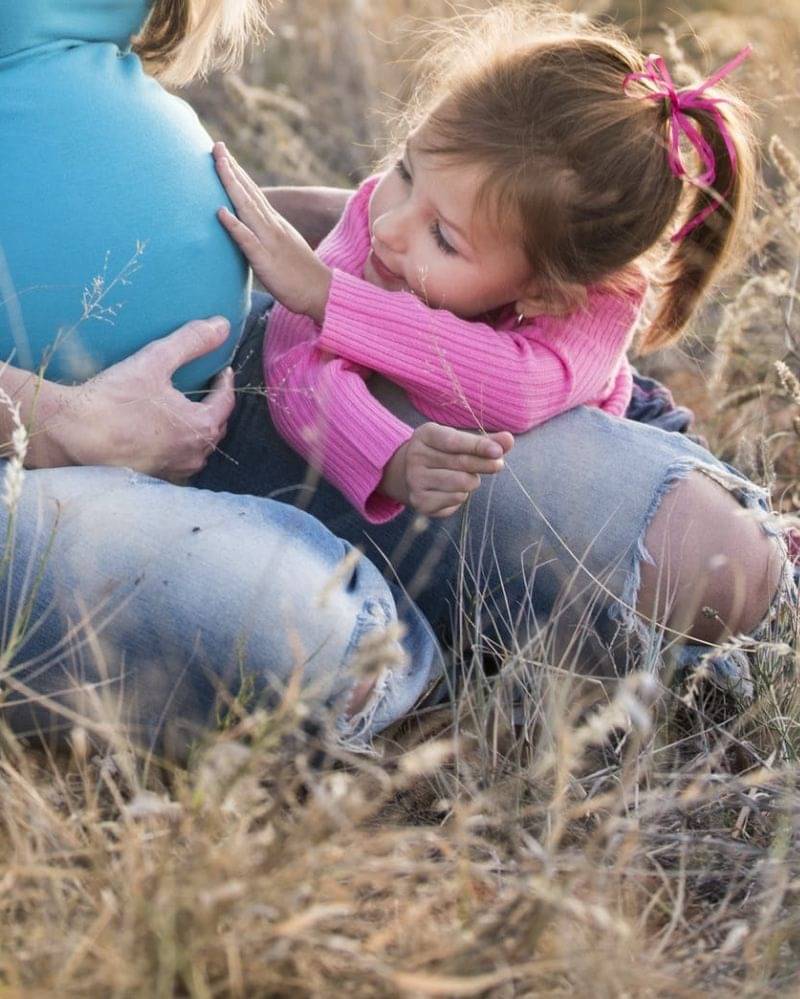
[372,209,407,254]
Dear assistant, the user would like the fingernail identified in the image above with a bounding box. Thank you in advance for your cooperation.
[210,316,229,336]
[485,442,503,458]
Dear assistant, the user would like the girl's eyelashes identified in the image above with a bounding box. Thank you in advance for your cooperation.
[390,157,456,256]
[430,221,457,256]
[395,158,412,183]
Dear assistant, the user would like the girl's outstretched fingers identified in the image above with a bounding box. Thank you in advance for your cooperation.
[214,141,280,226]
[212,141,334,321]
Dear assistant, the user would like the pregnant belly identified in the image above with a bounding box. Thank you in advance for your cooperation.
[0,43,251,393]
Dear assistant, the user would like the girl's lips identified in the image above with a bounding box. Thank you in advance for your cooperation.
[368,250,404,286]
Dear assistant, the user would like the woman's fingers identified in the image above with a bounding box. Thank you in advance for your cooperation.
[143,317,231,379]
[202,366,236,430]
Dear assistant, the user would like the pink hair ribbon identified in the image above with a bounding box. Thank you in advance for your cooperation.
[623,45,752,242]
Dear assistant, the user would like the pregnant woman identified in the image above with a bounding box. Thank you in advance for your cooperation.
[0,0,443,758]
[0,0,793,758]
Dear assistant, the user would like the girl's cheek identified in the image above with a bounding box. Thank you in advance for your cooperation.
[370,172,397,216]
[367,187,385,235]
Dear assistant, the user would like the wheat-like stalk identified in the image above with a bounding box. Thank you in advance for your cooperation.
[0,386,28,513]
[770,135,800,192]
[774,360,800,406]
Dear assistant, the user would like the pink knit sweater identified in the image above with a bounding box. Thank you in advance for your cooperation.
[265,175,644,523]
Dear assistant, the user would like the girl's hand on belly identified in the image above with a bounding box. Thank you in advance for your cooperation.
[213,143,333,324]
[51,318,236,481]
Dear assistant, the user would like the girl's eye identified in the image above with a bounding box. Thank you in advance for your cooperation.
[430,221,457,256]
[395,158,412,183]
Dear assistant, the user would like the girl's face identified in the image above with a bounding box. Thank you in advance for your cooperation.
[364,135,537,319]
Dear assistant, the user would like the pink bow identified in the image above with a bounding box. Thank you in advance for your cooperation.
[623,45,752,242]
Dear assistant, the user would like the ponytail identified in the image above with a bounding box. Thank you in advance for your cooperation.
[637,80,757,353]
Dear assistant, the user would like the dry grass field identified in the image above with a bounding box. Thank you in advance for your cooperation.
[2,1,800,995]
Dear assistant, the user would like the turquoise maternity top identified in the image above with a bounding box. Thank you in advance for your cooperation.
[0,0,251,392]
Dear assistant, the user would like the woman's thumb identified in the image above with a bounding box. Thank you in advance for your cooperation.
[154,317,231,375]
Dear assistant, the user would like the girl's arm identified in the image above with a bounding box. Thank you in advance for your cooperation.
[317,272,642,434]
[268,340,510,522]
[267,341,414,522]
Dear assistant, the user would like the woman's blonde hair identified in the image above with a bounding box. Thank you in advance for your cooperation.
[133,0,269,87]
[400,4,757,352]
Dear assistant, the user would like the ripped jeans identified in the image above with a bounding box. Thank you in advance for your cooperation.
[0,465,442,757]
[195,295,797,704]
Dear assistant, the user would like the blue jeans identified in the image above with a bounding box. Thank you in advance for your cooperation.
[0,464,443,756]
[195,294,796,697]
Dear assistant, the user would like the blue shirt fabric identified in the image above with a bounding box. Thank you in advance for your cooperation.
[0,0,251,392]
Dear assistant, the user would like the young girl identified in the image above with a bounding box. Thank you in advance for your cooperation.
[213,18,754,531]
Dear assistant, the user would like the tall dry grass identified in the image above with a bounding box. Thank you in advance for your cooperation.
[2,638,800,995]
[2,1,800,995]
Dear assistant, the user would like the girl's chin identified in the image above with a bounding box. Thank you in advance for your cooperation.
[363,255,407,293]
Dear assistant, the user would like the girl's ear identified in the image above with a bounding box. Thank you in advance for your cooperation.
[515,279,587,319]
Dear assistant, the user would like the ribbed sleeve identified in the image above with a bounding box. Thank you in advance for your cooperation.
[320,270,641,433]
[598,357,634,417]
[266,346,412,522]
[265,177,415,523]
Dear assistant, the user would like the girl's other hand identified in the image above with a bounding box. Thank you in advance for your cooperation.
[48,318,236,481]
[381,422,514,518]
[213,142,333,324]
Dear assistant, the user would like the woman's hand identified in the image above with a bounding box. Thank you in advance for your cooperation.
[37,318,236,480]
[214,142,333,324]
[380,422,514,518]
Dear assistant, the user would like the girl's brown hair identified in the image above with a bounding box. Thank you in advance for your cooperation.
[133,0,268,87]
[404,5,757,352]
